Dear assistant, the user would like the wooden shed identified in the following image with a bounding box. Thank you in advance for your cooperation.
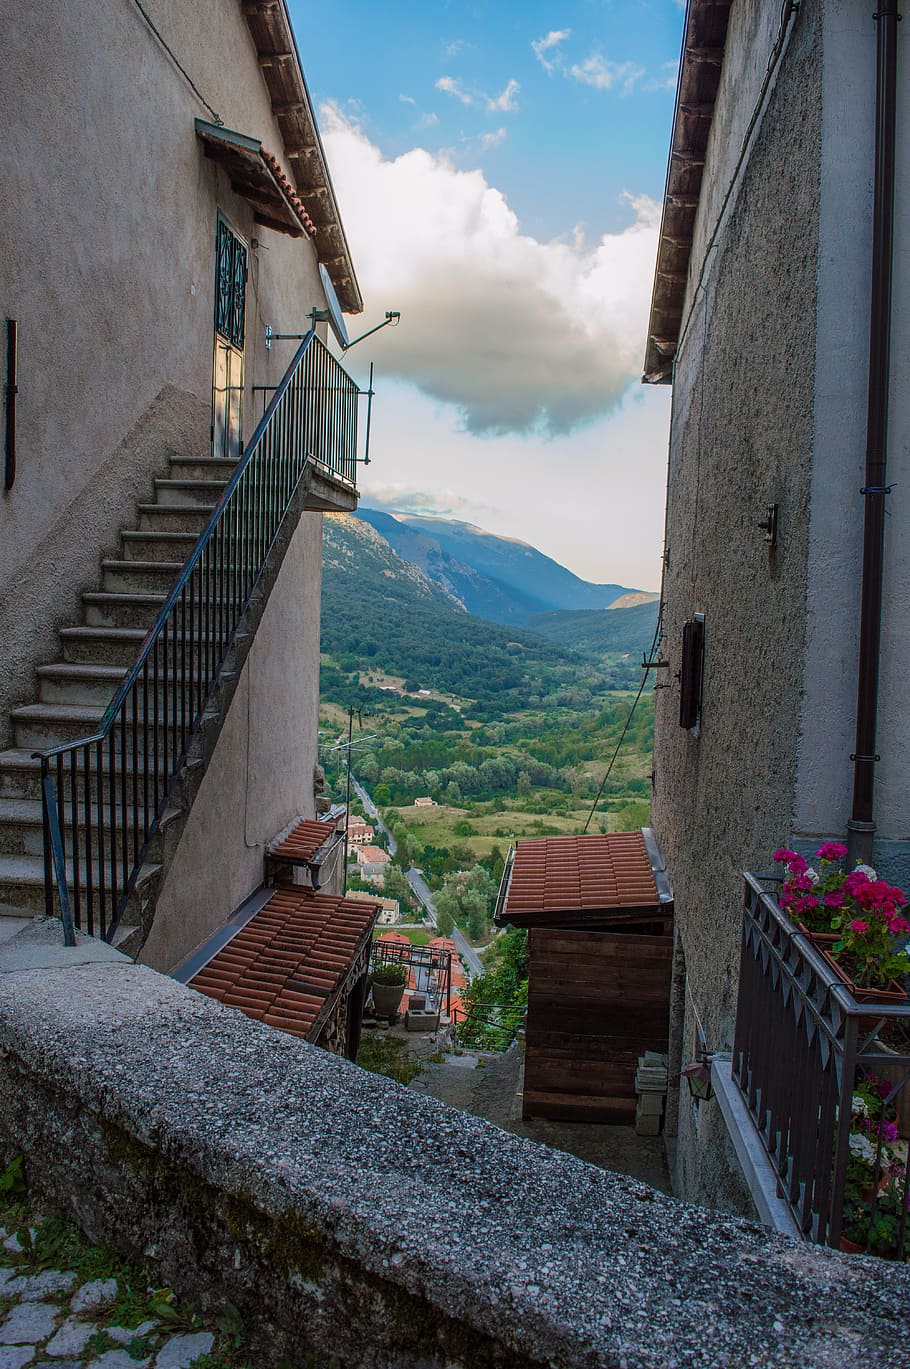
[495,829,673,1123]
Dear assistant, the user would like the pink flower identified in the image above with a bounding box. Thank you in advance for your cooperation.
[888,914,910,935]
[817,841,848,861]
[849,919,869,934]
[844,871,871,898]
[774,848,797,864]
[787,854,808,876]
[794,895,820,915]
[791,874,814,892]
[824,891,845,909]
[779,890,794,910]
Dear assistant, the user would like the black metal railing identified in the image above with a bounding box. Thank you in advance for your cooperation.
[455,1002,525,1052]
[37,330,360,942]
[370,941,452,1018]
[733,872,910,1252]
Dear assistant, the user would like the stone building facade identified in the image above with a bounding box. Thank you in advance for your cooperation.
[645,0,909,1210]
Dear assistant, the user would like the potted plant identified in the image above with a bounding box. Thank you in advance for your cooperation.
[370,962,409,1019]
[773,845,910,1001]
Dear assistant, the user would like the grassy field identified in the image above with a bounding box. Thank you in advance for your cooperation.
[388,797,650,861]
[373,925,432,946]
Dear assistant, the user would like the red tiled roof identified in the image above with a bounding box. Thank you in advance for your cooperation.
[503,831,660,919]
[260,148,317,238]
[270,818,334,863]
[190,887,378,1041]
[357,846,390,863]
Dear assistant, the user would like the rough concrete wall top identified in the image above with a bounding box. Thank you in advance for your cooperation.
[0,923,908,1369]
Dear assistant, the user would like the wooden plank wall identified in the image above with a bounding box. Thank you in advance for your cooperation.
[523,927,673,1123]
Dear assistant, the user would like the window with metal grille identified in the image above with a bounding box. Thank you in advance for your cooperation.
[215,218,247,351]
[679,615,705,731]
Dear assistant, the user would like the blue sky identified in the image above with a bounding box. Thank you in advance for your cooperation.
[288,0,684,587]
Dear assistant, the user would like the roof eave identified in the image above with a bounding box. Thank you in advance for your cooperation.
[241,0,364,315]
[642,0,733,385]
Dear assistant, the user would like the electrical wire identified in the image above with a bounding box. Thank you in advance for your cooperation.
[582,606,663,835]
[131,0,223,125]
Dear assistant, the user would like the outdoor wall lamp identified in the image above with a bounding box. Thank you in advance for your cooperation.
[683,1057,714,1101]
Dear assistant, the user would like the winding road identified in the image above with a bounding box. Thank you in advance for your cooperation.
[348,773,484,978]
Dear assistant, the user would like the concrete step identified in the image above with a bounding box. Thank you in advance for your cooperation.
[168,456,240,483]
[0,746,203,803]
[12,701,108,750]
[137,503,215,534]
[120,529,200,562]
[101,559,183,594]
[0,796,170,857]
[60,625,148,665]
[82,591,167,631]
[153,477,230,508]
[0,851,160,918]
[37,662,127,707]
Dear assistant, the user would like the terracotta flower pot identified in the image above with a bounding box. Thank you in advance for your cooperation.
[811,940,908,1028]
[839,1235,866,1255]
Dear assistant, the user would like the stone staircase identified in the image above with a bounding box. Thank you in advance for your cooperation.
[0,453,239,938]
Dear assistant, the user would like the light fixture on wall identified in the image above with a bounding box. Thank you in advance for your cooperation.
[682,1056,714,1101]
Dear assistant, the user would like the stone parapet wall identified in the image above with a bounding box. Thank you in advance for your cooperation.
[0,922,908,1368]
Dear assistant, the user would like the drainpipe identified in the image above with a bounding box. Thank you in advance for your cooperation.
[847,0,900,867]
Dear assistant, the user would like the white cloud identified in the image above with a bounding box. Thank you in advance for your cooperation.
[646,60,679,92]
[415,111,439,129]
[399,94,416,106]
[436,74,520,115]
[357,380,671,587]
[321,106,662,437]
[435,75,473,106]
[486,78,520,113]
[444,39,467,58]
[477,127,506,151]
[532,29,571,73]
[569,53,645,94]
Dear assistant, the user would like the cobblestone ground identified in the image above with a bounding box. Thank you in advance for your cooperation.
[0,1201,249,1369]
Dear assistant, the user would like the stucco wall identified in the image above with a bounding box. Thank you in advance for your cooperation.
[0,0,333,740]
[795,0,910,853]
[650,1,822,1206]
[141,513,324,972]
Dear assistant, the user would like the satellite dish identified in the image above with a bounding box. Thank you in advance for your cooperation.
[319,264,349,349]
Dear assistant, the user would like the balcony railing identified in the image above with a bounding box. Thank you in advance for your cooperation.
[37,330,361,943]
[733,872,910,1253]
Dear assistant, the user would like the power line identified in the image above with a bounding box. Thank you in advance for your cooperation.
[131,0,223,124]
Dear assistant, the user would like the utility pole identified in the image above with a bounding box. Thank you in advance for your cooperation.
[342,703,355,895]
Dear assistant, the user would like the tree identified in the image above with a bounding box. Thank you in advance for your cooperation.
[435,906,454,937]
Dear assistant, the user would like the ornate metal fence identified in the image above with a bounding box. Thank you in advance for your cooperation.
[733,872,910,1252]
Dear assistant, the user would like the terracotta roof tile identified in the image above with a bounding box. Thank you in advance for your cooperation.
[190,887,378,1042]
[503,831,660,919]
[270,818,335,863]
[260,148,317,237]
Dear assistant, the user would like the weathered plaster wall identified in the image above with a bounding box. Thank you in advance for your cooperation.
[651,1,821,1206]
[795,0,910,864]
[0,0,333,742]
[141,513,323,972]
[2,922,909,1369]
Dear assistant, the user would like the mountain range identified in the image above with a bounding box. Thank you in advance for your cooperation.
[355,508,656,627]
[321,515,660,705]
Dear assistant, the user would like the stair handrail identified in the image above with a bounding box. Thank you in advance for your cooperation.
[35,328,361,941]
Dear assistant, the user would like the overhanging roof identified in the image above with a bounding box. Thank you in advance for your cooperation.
[241,0,363,315]
[187,886,379,1042]
[642,0,733,384]
[195,120,316,238]
[495,829,673,930]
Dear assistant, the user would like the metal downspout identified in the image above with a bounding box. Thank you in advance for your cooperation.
[847,0,900,866]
